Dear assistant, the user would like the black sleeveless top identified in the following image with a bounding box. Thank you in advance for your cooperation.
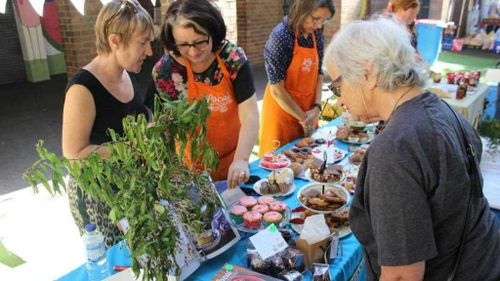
[65,69,149,145]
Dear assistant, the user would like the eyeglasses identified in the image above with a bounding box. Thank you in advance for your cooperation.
[328,76,342,98]
[175,38,210,53]
[310,15,330,26]
[105,0,139,36]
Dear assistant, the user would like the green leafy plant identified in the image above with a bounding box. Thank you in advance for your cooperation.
[479,118,500,158]
[23,96,220,280]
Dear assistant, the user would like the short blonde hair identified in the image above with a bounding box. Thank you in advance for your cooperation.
[95,0,153,55]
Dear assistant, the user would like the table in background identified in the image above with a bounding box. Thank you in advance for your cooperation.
[56,117,366,281]
[440,83,489,128]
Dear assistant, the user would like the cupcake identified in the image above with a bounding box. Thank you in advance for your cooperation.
[243,211,263,228]
[252,204,270,214]
[258,195,275,205]
[263,211,283,227]
[269,201,288,214]
[230,204,247,224]
[239,196,257,208]
[263,153,273,162]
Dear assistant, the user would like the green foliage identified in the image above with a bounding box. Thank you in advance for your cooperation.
[23,95,220,280]
[479,118,500,157]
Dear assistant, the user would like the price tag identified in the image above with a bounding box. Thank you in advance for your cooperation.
[249,224,288,260]
[329,232,340,260]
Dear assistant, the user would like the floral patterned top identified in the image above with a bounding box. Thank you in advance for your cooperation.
[151,41,255,104]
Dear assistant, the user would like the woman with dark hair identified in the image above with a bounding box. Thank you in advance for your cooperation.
[152,0,259,188]
[259,0,335,156]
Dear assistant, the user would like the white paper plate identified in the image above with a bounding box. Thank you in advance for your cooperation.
[253,178,296,197]
[311,145,348,164]
[304,168,346,184]
[336,130,375,145]
[297,182,350,214]
[258,158,291,171]
[290,212,352,239]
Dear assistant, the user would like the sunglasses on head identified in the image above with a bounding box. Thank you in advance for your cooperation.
[328,75,342,98]
[105,0,139,36]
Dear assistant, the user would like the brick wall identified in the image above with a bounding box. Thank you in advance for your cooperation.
[214,0,237,43]
[56,0,101,77]
[323,0,342,44]
[429,0,444,20]
[237,0,284,66]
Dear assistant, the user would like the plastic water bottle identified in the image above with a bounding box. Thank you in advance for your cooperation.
[83,223,110,281]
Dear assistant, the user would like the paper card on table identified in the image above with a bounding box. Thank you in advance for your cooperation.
[249,224,288,260]
[221,186,246,207]
[300,214,330,244]
[329,232,340,260]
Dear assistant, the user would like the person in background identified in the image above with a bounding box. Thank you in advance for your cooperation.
[386,0,420,49]
[259,0,335,156]
[63,0,153,247]
[151,0,259,188]
[324,16,500,281]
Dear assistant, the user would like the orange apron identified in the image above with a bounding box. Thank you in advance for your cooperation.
[184,54,240,180]
[259,33,319,156]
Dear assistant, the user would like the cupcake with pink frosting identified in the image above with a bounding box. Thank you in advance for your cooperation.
[239,196,257,208]
[230,204,247,224]
[257,195,275,205]
[269,201,288,214]
[263,211,283,226]
[252,204,270,214]
[243,211,262,228]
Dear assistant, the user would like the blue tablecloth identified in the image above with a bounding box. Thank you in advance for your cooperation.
[56,117,500,281]
[57,118,366,281]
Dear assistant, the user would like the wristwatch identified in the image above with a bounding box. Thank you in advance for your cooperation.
[313,103,322,111]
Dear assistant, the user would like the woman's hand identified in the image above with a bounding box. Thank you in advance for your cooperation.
[227,159,250,189]
[299,108,320,136]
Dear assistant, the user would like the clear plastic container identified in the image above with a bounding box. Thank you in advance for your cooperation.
[83,223,110,281]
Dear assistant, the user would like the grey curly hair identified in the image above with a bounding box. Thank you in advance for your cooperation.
[324,16,427,92]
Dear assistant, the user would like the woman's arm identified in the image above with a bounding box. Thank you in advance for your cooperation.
[62,85,110,159]
[227,94,259,188]
[380,261,425,281]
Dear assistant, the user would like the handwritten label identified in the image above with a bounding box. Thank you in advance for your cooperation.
[249,224,288,260]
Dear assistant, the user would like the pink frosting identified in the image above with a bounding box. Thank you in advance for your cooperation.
[239,196,257,207]
[230,205,247,216]
[264,211,283,222]
[243,211,263,221]
[252,204,270,214]
[257,195,275,205]
[269,201,287,212]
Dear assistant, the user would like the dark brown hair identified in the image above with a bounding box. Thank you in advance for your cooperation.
[160,0,226,56]
[287,0,336,33]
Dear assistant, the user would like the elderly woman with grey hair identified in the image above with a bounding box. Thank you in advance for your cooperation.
[324,17,500,281]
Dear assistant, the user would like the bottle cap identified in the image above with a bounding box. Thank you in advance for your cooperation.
[85,223,97,232]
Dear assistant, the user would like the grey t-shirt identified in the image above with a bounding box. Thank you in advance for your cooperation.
[350,92,500,281]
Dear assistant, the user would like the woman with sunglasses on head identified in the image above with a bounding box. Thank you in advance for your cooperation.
[258,0,335,156]
[324,17,500,281]
[63,0,153,247]
[151,0,259,189]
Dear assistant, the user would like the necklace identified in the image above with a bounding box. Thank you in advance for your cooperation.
[380,87,415,130]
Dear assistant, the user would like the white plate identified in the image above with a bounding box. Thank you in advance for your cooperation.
[304,168,346,184]
[312,127,338,140]
[297,182,350,214]
[258,158,291,171]
[311,145,348,164]
[253,178,296,197]
[336,130,375,145]
[290,212,352,239]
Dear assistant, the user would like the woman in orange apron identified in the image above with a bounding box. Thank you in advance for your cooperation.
[259,0,335,156]
[151,0,259,188]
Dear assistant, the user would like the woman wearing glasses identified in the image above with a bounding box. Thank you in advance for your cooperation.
[258,0,335,156]
[325,17,500,280]
[152,0,259,188]
[63,0,153,247]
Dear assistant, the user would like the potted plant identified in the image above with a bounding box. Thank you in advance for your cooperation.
[479,118,500,159]
[24,96,221,280]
